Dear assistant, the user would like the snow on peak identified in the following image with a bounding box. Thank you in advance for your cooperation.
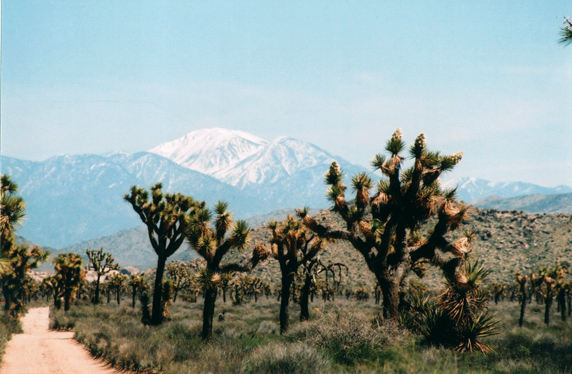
[148,128,267,175]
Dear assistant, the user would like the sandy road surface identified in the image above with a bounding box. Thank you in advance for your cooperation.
[1,307,121,374]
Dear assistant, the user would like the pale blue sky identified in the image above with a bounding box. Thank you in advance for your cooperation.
[2,1,571,186]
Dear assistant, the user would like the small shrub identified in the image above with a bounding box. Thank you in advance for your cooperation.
[241,342,330,374]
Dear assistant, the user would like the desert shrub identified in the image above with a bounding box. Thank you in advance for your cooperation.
[241,342,330,374]
[0,312,22,361]
[290,306,409,365]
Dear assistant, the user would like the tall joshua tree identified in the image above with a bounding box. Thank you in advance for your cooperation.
[54,253,85,311]
[86,248,119,304]
[124,183,198,325]
[186,201,270,340]
[263,215,327,332]
[299,130,470,321]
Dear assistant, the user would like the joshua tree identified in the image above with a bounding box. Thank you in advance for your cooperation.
[86,248,119,304]
[42,275,65,310]
[299,258,347,321]
[124,183,198,325]
[262,215,327,333]
[108,272,127,304]
[53,253,85,311]
[128,274,148,308]
[166,262,192,302]
[515,273,528,327]
[298,130,470,321]
[186,201,270,340]
[219,271,234,303]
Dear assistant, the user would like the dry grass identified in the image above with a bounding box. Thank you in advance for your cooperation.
[47,294,572,374]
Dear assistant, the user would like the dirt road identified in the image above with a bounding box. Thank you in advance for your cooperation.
[0,307,120,374]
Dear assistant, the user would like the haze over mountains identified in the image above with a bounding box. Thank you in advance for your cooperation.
[2,127,570,249]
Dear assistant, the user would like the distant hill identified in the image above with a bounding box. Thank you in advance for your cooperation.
[473,193,572,213]
[26,207,571,289]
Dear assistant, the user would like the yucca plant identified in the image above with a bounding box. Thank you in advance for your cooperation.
[298,130,470,322]
[437,261,497,353]
[186,201,270,340]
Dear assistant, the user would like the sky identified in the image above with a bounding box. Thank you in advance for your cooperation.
[2,1,572,186]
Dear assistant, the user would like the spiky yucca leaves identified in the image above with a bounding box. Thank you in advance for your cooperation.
[53,253,85,312]
[560,17,572,46]
[298,130,469,322]
[86,248,119,304]
[401,262,497,353]
[124,183,199,325]
[0,175,25,249]
[437,261,497,353]
[185,201,270,340]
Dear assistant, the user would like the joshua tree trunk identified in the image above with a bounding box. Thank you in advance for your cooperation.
[300,274,311,322]
[519,284,527,327]
[557,290,567,322]
[378,273,400,320]
[3,290,12,312]
[132,287,137,308]
[544,294,553,326]
[54,295,62,310]
[280,274,294,334]
[64,291,72,311]
[151,255,167,325]
[202,287,217,340]
[116,290,121,305]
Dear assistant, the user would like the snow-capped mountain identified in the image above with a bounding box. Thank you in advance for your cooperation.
[149,128,356,188]
[149,128,267,176]
[215,137,344,188]
[442,176,572,203]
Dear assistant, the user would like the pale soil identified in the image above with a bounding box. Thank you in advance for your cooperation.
[0,307,121,374]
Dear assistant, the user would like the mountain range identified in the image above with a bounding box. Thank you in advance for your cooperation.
[2,127,570,249]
